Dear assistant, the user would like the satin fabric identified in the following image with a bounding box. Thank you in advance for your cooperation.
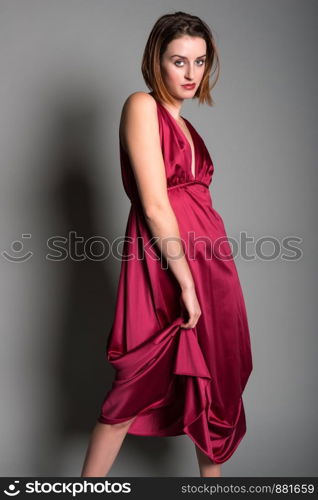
[97,97,253,464]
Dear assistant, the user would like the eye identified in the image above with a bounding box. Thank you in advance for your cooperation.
[174,59,206,67]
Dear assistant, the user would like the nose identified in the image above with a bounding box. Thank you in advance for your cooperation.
[185,63,195,80]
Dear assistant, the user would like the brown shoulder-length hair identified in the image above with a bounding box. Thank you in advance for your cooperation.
[141,11,220,107]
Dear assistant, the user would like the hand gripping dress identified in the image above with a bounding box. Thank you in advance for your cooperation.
[97,97,253,464]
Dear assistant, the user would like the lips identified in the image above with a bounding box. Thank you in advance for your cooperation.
[182,84,196,89]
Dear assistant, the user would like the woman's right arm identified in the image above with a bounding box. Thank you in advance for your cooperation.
[120,92,201,328]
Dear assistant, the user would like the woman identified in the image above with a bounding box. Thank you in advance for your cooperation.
[81,11,253,477]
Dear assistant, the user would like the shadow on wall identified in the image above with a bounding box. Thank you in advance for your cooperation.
[32,96,175,476]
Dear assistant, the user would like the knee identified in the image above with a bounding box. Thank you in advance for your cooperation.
[110,416,136,430]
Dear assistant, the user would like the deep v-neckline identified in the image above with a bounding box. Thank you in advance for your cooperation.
[156,100,197,180]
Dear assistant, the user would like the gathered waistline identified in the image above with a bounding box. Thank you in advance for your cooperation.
[129,180,210,207]
[167,180,210,191]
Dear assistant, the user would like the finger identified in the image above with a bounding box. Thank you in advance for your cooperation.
[180,319,196,329]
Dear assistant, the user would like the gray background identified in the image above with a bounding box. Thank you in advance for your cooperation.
[0,0,317,477]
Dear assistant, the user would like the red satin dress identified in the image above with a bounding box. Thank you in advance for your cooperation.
[97,97,253,464]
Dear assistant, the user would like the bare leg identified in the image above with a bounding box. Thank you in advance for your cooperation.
[81,418,136,477]
[195,444,222,477]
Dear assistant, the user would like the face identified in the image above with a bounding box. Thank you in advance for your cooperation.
[160,35,207,102]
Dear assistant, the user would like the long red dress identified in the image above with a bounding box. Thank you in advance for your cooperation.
[97,96,253,464]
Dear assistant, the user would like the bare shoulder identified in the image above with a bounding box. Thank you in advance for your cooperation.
[119,92,158,151]
[122,92,156,119]
[123,91,156,112]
